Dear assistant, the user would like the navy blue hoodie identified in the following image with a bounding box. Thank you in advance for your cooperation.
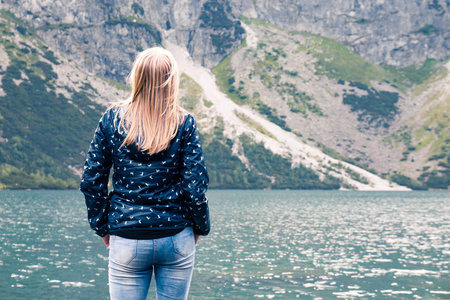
[80,108,210,239]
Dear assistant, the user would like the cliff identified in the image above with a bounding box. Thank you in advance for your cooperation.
[2,0,448,80]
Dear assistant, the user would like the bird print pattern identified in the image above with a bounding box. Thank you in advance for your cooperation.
[80,108,210,238]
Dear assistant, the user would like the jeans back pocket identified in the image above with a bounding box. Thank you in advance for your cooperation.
[109,235,138,265]
[172,227,195,257]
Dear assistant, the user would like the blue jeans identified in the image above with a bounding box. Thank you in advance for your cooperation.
[108,227,196,300]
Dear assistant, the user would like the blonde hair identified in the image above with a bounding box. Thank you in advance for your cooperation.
[113,47,186,155]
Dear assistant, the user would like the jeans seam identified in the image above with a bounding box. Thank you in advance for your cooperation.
[153,239,156,262]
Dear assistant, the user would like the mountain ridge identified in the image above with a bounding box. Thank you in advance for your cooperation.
[2,0,449,80]
[0,1,448,190]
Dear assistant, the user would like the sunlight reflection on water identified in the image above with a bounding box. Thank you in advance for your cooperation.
[192,190,450,299]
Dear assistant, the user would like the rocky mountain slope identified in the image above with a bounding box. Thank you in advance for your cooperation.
[0,1,448,189]
[211,19,449,189]
[168,41,408,190]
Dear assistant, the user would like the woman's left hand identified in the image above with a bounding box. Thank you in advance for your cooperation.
[102,234,110,248]
[194,233,199,245]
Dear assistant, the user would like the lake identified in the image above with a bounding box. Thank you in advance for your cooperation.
[0,190,449,299]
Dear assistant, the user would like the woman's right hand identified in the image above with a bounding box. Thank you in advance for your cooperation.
[102,234,110,248]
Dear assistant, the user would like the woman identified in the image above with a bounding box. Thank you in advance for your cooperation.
[80,47,210,300]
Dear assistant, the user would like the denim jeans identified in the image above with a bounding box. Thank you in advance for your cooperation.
[108,227,196,300]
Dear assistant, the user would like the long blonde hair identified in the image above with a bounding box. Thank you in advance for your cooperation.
[113,47,186,155]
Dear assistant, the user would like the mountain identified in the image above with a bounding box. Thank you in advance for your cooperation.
[0,1,448,190]
[0,10,129,188]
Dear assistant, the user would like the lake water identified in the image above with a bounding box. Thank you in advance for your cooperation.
[0,190,449,299]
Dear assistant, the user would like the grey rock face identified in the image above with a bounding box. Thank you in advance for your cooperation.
[38,24,159,81]
[2,0,170,81]
[1,0,448,81]
[187,0,245,67]
[232,0,450,67]
[1,0,243,81]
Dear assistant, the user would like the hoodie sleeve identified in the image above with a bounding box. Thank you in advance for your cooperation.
[80,112,113,237]
[180,115,210,236]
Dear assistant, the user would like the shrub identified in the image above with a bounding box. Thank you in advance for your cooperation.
[131,3,144,15]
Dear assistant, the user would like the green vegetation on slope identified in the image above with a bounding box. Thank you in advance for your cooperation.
[342,81,399,128]
[251,44,324,118]
[131,3,144,15]
[106,16,162,44]
[238,135,341,189]
[383,98,450,189]
[235,111,277,140]
[179,73,202,111]
[295,31,444,91]
[200,117,271,189]
[0,12,104,189]
[388,174,427,190]
[36,23,77,31]
[317,143,378,175]
[199,0,245,55]
[202,132,341,189]
[212,54,247,104]
[97,76,131,92]
[203,137,271,189]
[212,51,293,133]
[178,77,271,189]
[279,82,322,117]
[416,106,450,189]
[416,24,438,35]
